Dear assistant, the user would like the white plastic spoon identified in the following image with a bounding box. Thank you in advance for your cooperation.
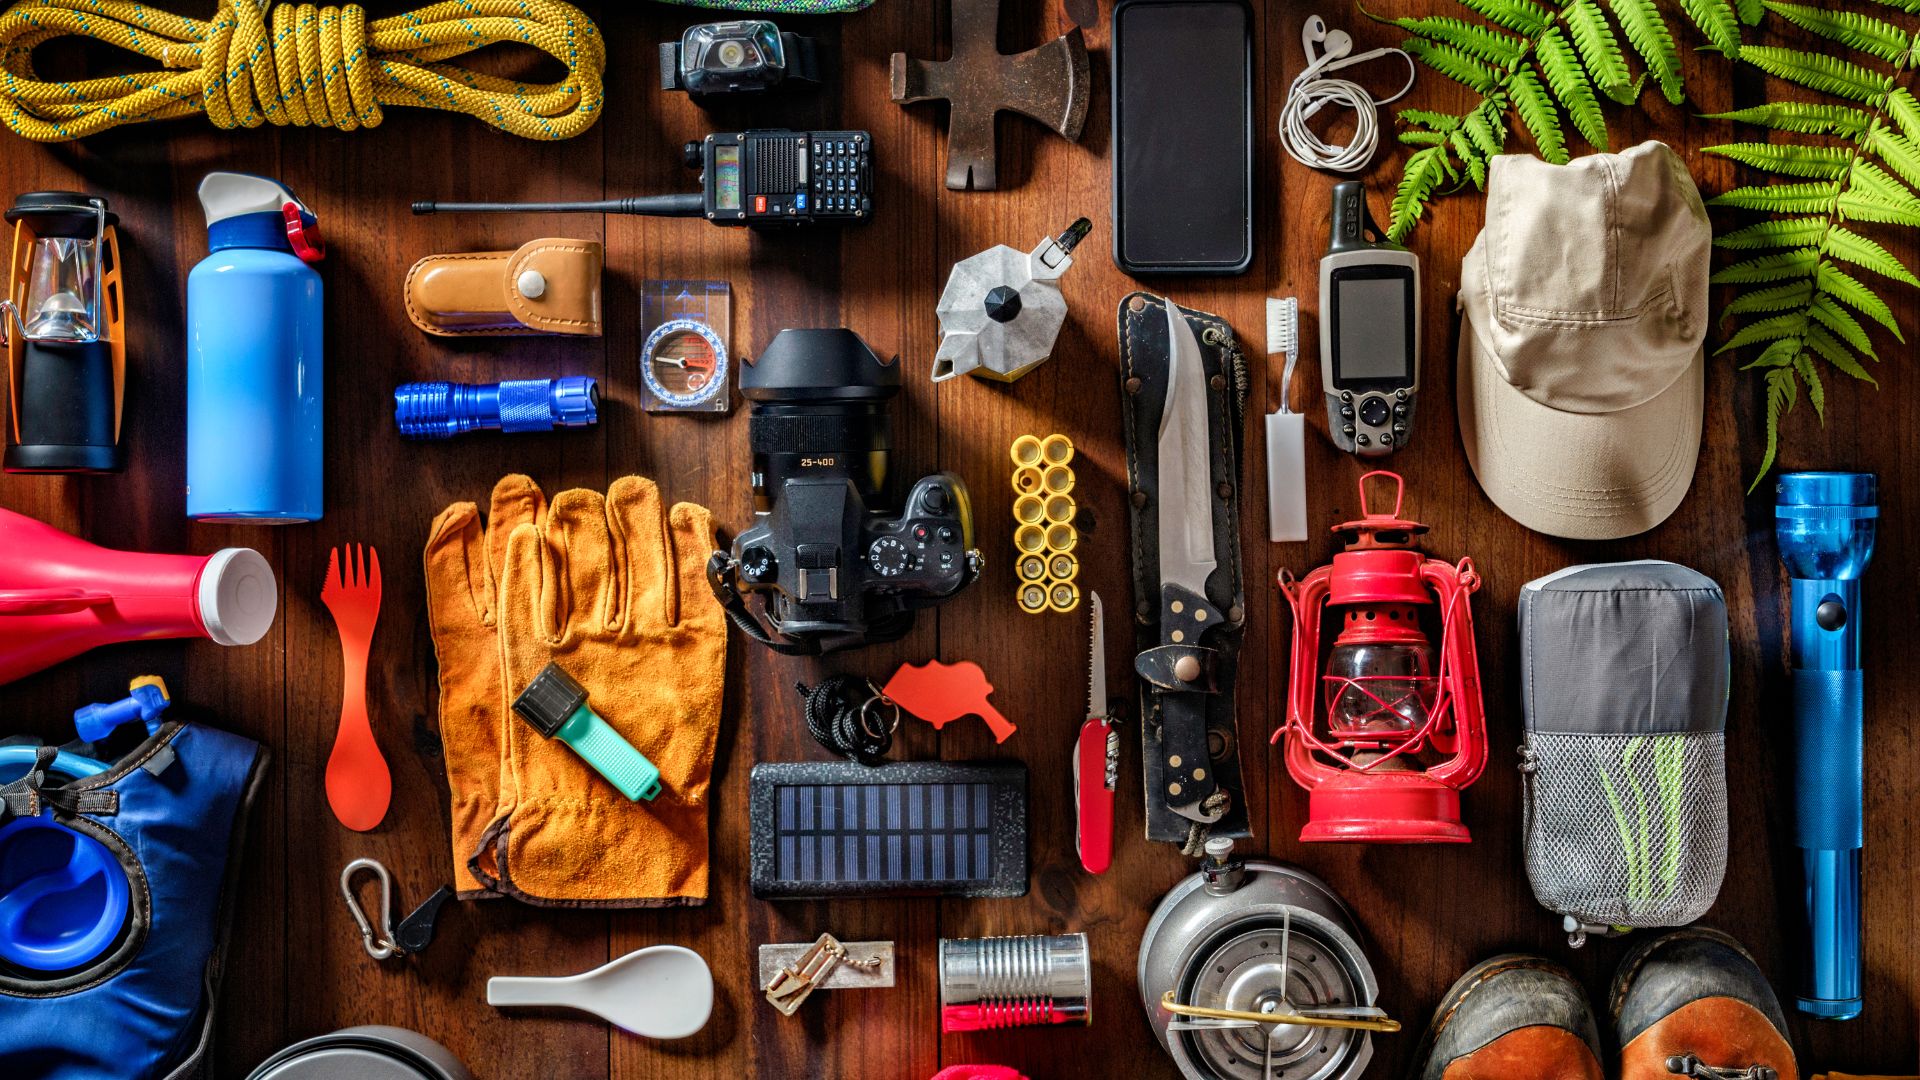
[487,944,713,1039]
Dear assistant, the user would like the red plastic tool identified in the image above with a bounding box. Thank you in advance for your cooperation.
[1076,591,1117,874]
[883,660,1016,743]
[320,544,389,832]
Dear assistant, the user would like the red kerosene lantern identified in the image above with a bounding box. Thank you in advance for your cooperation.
[1274,471,1487,842]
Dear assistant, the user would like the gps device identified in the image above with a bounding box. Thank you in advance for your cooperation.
[412,130,871,227]
[1319,181,1419,456]
[659,21,821,98]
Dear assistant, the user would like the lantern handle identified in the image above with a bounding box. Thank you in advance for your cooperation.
[1356,470,1405,520]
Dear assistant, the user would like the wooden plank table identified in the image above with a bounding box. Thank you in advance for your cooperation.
[1,1,1915,1076]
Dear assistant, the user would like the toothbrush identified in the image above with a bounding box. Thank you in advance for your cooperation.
[1265,298,1308,542]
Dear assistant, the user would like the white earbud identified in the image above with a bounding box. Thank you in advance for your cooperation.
[1281,15,1417,174]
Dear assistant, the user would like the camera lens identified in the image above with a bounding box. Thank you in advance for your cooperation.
[742,329,901,513]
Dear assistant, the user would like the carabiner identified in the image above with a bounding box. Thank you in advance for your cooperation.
[340,857,400,960]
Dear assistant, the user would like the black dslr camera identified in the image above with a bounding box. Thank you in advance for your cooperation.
[708,329,981,654]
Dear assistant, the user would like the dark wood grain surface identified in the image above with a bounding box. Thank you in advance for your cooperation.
[1,1,1915,1076]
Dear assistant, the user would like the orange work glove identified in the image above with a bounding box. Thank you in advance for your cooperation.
[481,476,726,906]
[423,475,546,898]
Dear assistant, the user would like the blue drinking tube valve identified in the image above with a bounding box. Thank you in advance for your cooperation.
[1776,471,1877,1020]
[393,377,599,439]
[73,675,172,742]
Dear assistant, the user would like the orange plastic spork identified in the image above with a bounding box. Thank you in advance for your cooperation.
[321,544,390,832]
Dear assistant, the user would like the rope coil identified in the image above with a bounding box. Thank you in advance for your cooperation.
[0,0,605,142]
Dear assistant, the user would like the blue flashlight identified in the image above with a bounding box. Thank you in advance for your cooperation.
[394,377,599,439]
[1776,471,1877,1020]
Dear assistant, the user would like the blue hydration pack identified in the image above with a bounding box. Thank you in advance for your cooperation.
[0,720,266,1079]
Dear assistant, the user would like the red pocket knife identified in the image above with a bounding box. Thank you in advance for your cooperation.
[1076,592,1119,874]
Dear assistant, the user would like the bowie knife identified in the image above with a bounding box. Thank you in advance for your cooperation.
[1076,591,1119,873]
[1150,298,1224,823]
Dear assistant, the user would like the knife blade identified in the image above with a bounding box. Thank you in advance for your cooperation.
[1152,297,1223,824]
[1076,591,1117,874]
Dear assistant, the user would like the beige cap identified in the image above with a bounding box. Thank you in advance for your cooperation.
[1456,140,1710,540]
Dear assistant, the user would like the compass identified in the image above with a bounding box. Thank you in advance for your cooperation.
[641,317,729,411]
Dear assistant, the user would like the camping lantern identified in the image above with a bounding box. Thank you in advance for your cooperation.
[0,192,124,473]
[1274,471,1487,842]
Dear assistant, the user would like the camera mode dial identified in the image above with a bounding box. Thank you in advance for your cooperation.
[868,535,911,577]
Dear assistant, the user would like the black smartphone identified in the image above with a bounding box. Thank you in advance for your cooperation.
[1110,0,1254,275]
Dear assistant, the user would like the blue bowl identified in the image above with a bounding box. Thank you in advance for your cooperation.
[0,747,128,972]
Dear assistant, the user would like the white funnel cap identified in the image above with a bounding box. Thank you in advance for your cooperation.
[198,547,277,646]
[198,172,296,226]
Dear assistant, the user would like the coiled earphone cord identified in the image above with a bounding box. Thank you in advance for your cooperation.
[0,0,605,143]
[1280,15,1417,174]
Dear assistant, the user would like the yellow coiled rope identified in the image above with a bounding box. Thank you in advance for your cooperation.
[0,0,605,142]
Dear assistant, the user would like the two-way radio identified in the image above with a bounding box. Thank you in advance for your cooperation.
[413,130,871,227]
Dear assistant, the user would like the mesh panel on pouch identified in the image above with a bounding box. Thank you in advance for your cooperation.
[1524,729,1727,926]
[1519,560,1730,931]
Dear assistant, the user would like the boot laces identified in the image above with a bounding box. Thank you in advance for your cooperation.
[1666,1054,1778,1080]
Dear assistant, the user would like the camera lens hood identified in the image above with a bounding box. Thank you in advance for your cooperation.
[742,328,899,403]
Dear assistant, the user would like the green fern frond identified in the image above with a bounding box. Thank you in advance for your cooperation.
[1537,29,1610,147]
[1389,145,1456,243]
[1680,0,1744,56]
[1837,190,1920,226]
[1734,0,1764,24]
[1885,88,1920,143]
[1703,102,1872,136]
[1867,127,1920,190]
[1403,38,1502,94]
[1399,130,1450,148]
[1744,337,1801,370]
[1750,367,1798,491]
[1464,106,1507,158]
[1817,263,1905,339]
[1792,353,1827,420]
[1738,46,1891,101]
[1703,141,1854,178]
[1716,312,1808,353]
[1440,0,1554,33]
[1823,225,1920,284]
[1507,66,1569,162]
[1451,128,1492,186]
[1804,324,1878,383]
[1709,181,1842,213]
[1400,109,1465,131]
[1712,249,1823,284]
[1723,280,1816,316]
[1810,295,1879,358]
[1395,16,1531,65]
[1847,161,1920,211]
[1760,2,1914,63]
[1564,0,1636,97]
[1715,217,1829,250]
[1607,0,1686,101]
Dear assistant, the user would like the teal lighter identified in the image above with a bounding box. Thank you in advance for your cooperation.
[511,662,662,801]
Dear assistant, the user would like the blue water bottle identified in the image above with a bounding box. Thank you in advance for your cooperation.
[1776,471,1877,1020]
[187,173,324,522]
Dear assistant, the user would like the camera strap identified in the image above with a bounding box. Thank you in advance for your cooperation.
[705,550,980,656]
[1116,292,1252,853]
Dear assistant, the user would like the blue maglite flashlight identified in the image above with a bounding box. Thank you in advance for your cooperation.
[1776,471,1877,1020]
[394,377,598,439]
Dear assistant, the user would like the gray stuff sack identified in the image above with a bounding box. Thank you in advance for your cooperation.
[1518,560,1729,945]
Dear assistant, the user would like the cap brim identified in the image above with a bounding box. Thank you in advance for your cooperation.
[1458,319,1702,541]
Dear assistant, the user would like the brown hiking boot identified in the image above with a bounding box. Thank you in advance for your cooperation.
[1413,955,1604,1080]
[1612,928,1798,1080]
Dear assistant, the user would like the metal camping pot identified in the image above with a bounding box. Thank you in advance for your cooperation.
[1138,839,1391,1080]
[245,1026,473,1080]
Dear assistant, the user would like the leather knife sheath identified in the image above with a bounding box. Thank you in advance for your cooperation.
[404,238,603,337]
[1117,292,1252,845]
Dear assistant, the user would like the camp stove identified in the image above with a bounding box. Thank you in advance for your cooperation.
[1139,839,1396,1080]
[1274,470,1487,842]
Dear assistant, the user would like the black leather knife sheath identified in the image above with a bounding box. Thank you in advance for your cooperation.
[1117,292,1252,848]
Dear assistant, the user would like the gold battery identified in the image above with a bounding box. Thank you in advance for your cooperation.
[1018,554,1049,582]
[1048,552,1078,582]
[1046,579,1080,612]
[1018,582,1050,614]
